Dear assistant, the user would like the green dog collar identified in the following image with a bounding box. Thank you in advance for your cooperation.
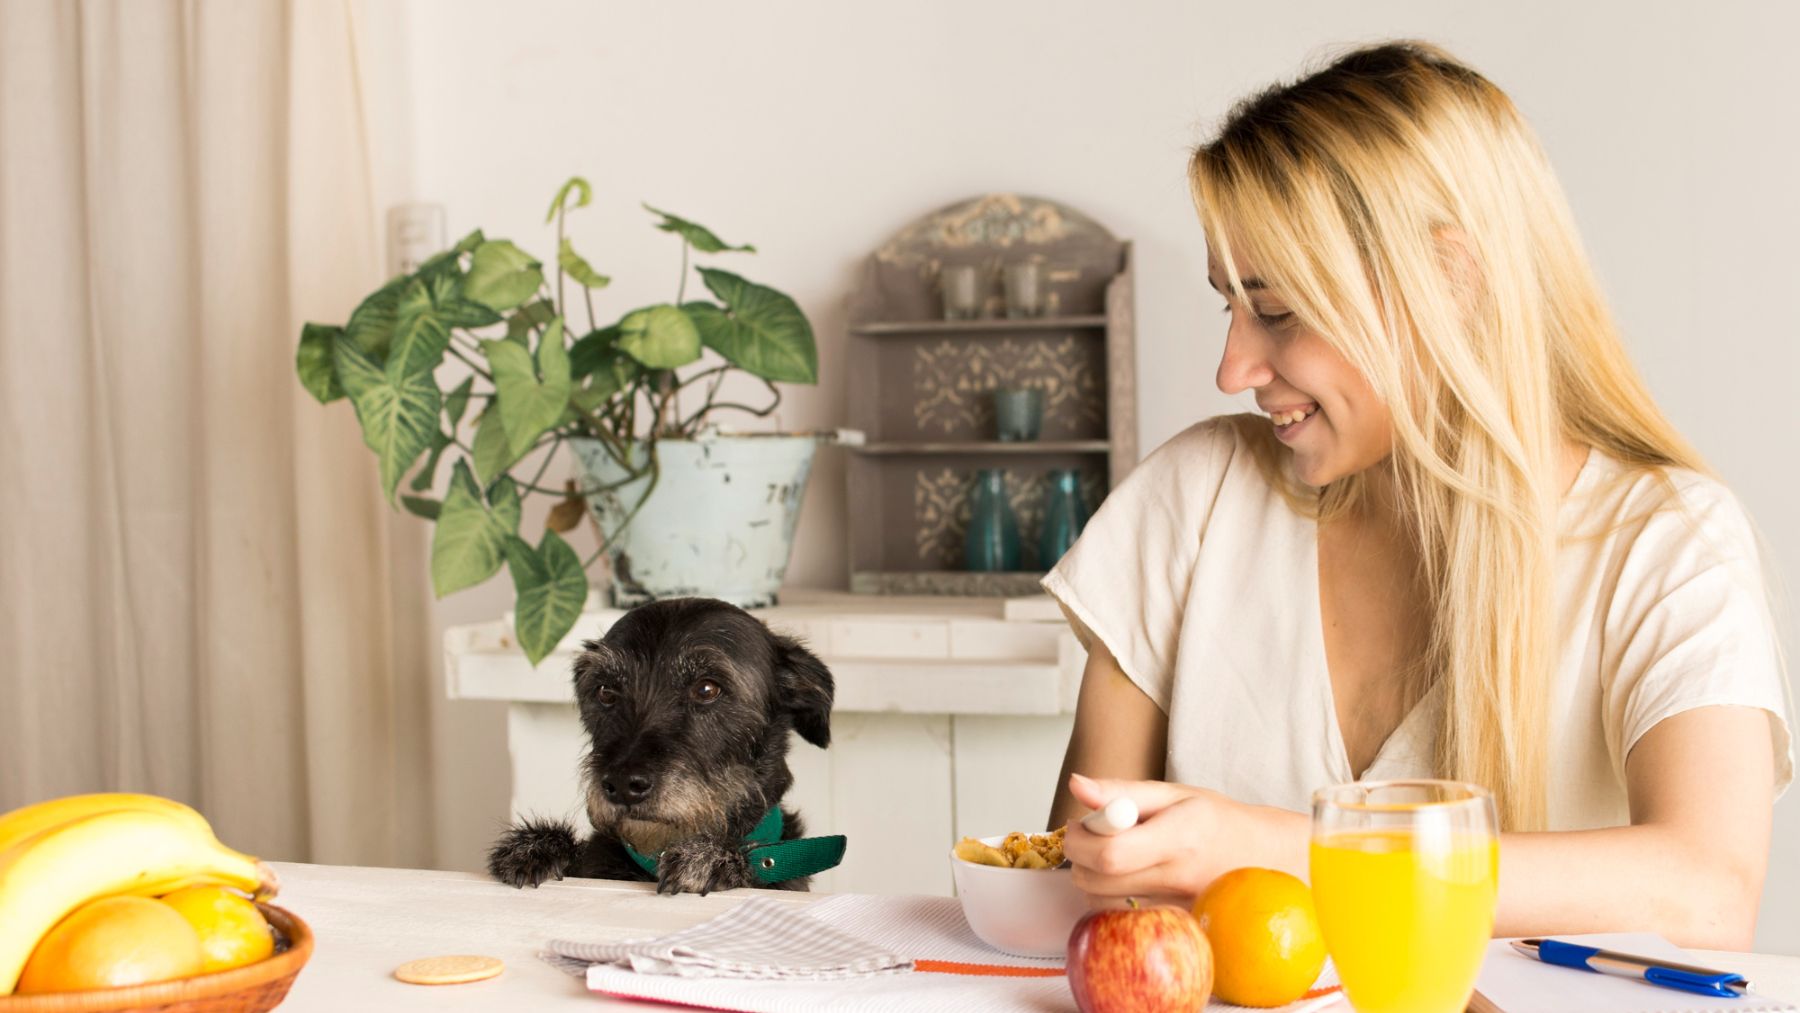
[621,806,846,886]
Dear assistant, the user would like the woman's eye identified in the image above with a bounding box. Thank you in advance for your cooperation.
[689,679,723,704]
[1256,310,1296,327]
[597,687,619,708]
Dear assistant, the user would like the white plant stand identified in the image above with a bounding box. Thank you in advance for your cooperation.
[445,589,1084,896]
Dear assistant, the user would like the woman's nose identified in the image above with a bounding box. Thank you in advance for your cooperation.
[1215,316,1275,395]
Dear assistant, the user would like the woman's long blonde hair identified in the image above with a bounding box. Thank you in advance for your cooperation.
[1190,41,1706,830]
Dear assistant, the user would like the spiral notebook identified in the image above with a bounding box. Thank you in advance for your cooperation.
[1470,934,1796,1013]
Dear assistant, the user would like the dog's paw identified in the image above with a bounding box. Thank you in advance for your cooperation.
[655,838,750,896]
[487,818,579,888]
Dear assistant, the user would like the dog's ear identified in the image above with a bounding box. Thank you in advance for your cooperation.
[572,638,617,697]
[771,633,834,748]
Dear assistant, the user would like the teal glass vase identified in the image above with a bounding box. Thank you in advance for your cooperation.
[964,469,1021,571]
[1038,469,1088,566]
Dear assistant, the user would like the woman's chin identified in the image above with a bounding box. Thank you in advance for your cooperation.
[1290,451,1338,488]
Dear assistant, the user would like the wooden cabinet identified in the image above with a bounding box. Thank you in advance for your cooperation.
[844,193,1138,597]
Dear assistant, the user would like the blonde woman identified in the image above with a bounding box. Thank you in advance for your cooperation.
[1046,41,1791,948]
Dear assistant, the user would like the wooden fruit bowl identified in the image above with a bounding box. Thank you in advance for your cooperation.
[0,905,312,1013]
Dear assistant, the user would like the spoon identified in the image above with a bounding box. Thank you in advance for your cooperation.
[1058,796,1140,869]
[1080,796,1139,836]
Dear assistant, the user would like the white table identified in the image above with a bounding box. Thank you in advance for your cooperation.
[273,862,1800,1011]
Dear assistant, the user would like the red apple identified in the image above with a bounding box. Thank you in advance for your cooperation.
[1066,902,1213,1013]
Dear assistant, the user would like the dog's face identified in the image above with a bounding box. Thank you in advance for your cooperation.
[570,597,833,854]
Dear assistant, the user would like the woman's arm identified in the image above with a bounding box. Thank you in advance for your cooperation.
[1046,636,1168,830]
[1063,705,1774,949]
[1496,704,1773,948]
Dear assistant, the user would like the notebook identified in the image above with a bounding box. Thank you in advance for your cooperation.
[1470,933,1796,1013]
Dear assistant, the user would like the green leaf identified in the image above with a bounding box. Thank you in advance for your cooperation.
[416,248,457,278]
[296,323,345,403]
[453,229,486,254]
[538,315,571,384]
[408,429,453,492]
[444,376,475,430]
[558,238,611,289]
[471,405,520,486]
[505,300,556,344]
[401,495,441,520]
[489,474,522,529]
[618,304,702,369]
[431,460,521,597]
[571,377,618,414]
[422,263,503,329]
[506,530,588,666]
[570,325,623,380]
[464,240,543,312]
[545,177,592,224]
[690,268,818,383]
[334,340,440,501]
[385,278,451,381]
[641,204,755,254]
[484,319,572,459]
[345,276,406,359]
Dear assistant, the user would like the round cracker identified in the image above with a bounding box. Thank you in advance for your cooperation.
[393,954,504,985]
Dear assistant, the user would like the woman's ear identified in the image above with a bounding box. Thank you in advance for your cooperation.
[770,633,834,749]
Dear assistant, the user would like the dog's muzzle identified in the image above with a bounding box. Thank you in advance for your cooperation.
[600,772,654,805]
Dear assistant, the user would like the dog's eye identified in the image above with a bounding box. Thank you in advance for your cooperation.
[596,686,619,708]
[689,679,723,704]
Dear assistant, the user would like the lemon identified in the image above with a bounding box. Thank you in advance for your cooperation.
[16,894,205,993]
[1193,867,1328,1008]
[159,885,275,974]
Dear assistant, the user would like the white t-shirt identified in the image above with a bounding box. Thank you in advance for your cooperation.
[1042,418,1792,829]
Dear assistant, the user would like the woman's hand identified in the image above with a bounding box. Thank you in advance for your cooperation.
[1061,771,1293,906]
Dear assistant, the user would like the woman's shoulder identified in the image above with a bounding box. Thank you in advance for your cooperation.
[1575,452,1759,563]
[1569,451,1764,586]
[1127,414,1268,491]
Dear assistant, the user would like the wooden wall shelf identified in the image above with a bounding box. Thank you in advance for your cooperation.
[849,315,1108,337]
[843,194,1139,597]
[852,440,1112,456]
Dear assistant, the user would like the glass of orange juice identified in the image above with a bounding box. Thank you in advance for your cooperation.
[1310,780,1499,1013]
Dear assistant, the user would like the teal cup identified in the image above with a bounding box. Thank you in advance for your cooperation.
[993,388,1045,442]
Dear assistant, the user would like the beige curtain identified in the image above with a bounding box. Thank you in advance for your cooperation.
[0,0,436,868]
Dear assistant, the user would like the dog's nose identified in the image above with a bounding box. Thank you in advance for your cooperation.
[601,773,654,805]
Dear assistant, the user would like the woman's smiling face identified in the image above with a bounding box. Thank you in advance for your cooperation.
[1207,244,1393,487]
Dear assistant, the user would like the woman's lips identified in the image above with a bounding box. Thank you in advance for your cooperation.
[1265,402,1318,426]
[1269,403,1319,442]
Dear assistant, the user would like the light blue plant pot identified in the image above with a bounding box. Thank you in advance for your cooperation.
[568,433,820,609]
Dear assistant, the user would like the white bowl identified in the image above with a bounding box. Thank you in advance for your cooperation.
[949,834,1090,958]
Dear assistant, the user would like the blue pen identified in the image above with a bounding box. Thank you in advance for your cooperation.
[1512,938,1750,998]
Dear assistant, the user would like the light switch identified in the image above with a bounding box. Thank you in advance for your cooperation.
[387,203,446,277]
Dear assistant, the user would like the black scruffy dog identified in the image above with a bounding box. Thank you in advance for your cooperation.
[486,597,834,895]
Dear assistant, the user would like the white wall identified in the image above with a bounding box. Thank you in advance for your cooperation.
[374,0,1800,949]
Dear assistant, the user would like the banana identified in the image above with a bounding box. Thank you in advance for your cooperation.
[0,793,213,855]
[0,808,277,994]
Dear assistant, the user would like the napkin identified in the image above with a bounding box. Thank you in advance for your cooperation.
[542,897,911,980]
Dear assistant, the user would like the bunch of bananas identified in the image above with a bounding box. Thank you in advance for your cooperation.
[0,792,278,995]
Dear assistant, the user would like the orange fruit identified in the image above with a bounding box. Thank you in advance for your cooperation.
[16,894,205,993]
[1193,867,1327,1008]
[159,885,275,973]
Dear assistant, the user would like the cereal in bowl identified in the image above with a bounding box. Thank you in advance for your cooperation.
[953,826,1065,869]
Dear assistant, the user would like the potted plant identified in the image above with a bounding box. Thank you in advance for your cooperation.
[294,177,824,664]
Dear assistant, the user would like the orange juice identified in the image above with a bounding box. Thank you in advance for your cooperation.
[1310,829,1498,1013]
